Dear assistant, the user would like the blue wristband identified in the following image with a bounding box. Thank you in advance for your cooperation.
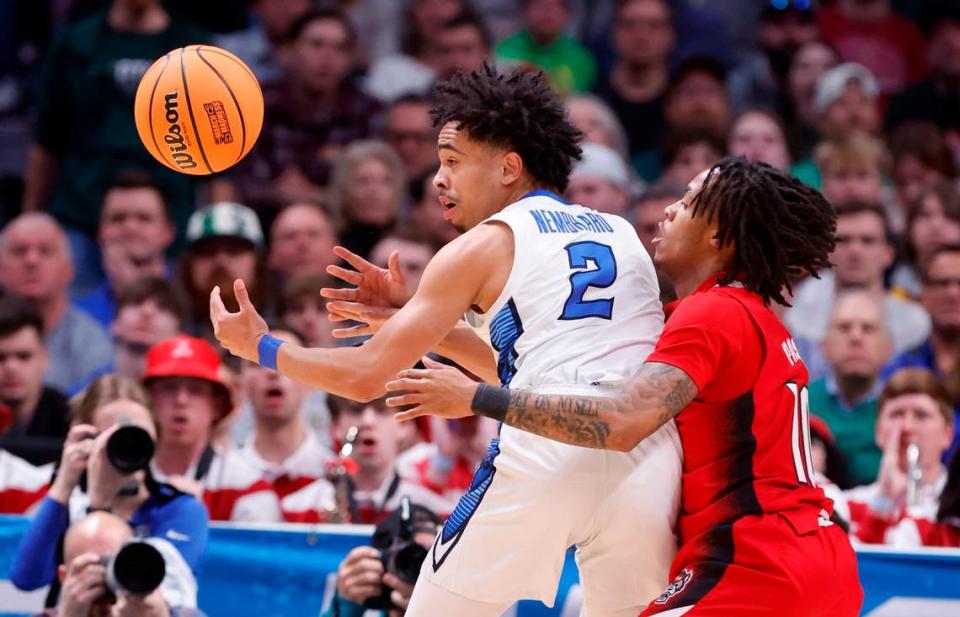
[257,334,284,370]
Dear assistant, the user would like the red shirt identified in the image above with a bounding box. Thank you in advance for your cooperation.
[648,276,832,547]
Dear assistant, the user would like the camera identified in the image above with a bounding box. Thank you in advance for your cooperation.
[363,498,440,610]
[78,424,155,494]
[100,540,166,596]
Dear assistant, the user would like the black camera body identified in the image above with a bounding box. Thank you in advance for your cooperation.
[100,540,166,596]
[78,424,155,493]
[363,498,435,610]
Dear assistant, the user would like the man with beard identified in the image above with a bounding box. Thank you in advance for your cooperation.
[810,290,893,486]
[177,203,271,347]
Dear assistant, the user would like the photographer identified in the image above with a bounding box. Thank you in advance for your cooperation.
[45,511,203,617]
[11,375,206,610]
[324,502,441,617]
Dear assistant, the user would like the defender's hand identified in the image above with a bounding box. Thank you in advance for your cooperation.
[386,357,479,421]
[326,301,398,338]
[321,246,413,309]
[210,279,268,363]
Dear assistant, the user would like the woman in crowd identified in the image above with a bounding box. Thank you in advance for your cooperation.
[727,109,792,171]
[891,182,960,299]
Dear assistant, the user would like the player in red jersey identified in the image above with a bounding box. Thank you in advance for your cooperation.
[385,157,863,616]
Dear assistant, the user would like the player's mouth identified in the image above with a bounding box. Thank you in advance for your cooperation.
[652,221,665,245]
[439,196,457,220]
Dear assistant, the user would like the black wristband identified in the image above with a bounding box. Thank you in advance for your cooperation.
[471,383,510,422]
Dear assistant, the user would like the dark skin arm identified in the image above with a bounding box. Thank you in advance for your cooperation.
[386,360,698,452]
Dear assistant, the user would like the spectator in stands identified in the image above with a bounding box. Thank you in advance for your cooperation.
[177,202,270,345]
[20,0,210,296]
[629,181,686,256]
[110,277,184,382]
[564,94,630,160]
[236,328,332,500]
[435,8,492,79]
[886,4,960,134]
[593,0,673,182]
[787,201,930,360]
[837,368,953,546]
[884,244,960,457]
[268,202,338,283]
[809,415,853,494]
[891,183,960,300]
[329,141,406,259]
[784,39,839,160]
[143,335,279,522]
[0,294,69,465]
[659,128,725,185]
[817,0,927,98]
[565,143,632,216]
[281,394,452,524]
[50,511,201,616]
[814,64,882,141]
[889,122,957,214]
[495,0,597,95]
[0,213,113,394]
[77,171,175,328]
[727,109,791,171]
[384,95,438,184]
[407,171,460,250]
[11,374,206,609]
[236,8,381,211]
[0,447,52,514]
[214,0,313,83]
[370,233,436,296]
[808,291,892,486]
[398,415,497,507]
[279,275,338,350]
[323,503,442,617]
[663,56,731,143]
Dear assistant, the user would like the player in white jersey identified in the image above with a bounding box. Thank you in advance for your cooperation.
[210,65,680,616]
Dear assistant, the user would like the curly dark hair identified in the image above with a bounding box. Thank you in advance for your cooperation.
[690,157,836,306]
[430,64,583,193]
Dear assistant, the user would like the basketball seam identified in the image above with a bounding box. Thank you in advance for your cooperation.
[195,47,247,163]
[146,54,176,171]
[197,48,260,91]
[179,46,214,174]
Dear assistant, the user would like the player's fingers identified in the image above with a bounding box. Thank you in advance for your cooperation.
[395,368,432,380]
[388,250,404,280]
[334,246,375,273]
[385,393,423,408]
[332,325,371,339]
[394,407,428,422]
[319,287,358,301]
[421,356,446,369]
[326,265,363,286]
[210,286,228,316]
[234,279,255,312]
[384,377,426,392]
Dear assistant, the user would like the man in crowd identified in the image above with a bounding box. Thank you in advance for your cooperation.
[236,327,331,500]
[663,56,731,143]
[787,201,929,362]
[77,171,174,328]
[143,335,278,521]
[565,143,632,216]
[281,394,452,524]
[884,244,960,458]
[0,213,113,394]
[629,181,686,256]
[369,233,435,297]
[110,277,184,381]
[808,290,892,486]
[436,9,492,80]
[0,294,69,465]
[384,96,438,184]
[267,202,338,283]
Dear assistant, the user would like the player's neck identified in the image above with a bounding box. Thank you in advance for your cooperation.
[253,418,307,464]
[108,2,170,33]
[669,262,725,300]
[505,179,546,206]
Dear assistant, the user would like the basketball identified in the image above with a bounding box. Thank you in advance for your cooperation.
[134,45,263,176]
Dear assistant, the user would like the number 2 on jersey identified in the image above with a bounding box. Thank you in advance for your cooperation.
[786,382,817,487]
[560,241,617,320]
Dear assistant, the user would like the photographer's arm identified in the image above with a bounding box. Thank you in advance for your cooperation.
[9,496,69,589]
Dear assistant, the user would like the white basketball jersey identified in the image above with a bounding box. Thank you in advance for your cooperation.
[466,190,664,388]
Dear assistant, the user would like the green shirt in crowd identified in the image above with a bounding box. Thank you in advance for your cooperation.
[808,377,883,486]
[495,30,597,95]
[34,9,208,243]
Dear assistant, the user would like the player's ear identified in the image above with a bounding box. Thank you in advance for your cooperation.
[501,151,523,186]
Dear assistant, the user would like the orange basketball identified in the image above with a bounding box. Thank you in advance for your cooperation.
[134,45,264,175]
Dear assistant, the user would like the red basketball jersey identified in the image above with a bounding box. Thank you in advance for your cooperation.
[648,275,832,547]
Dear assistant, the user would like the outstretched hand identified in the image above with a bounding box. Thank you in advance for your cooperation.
[385,357,479,421]
[321,246,413,309]
[326,301,398,338]
[210,279,269,363]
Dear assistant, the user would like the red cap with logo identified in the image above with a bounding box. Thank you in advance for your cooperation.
[143,335,225,385]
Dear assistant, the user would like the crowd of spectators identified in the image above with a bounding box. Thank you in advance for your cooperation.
[3,0,960,613]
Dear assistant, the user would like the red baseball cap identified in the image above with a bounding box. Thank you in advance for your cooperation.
[142,336,233,419]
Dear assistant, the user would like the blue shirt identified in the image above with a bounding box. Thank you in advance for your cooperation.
[75,281,115,329]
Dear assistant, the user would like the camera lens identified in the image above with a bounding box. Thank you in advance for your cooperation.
[108,542,166,595]
[391,542,428,585]
[106,425,154,473]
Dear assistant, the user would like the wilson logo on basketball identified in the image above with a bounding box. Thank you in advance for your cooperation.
[203,101,234,145]
[162,91,198,170]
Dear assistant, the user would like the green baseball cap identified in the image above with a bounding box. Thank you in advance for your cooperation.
[186,202,264,248]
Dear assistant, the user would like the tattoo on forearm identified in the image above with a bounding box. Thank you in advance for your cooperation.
[497,362,697,450]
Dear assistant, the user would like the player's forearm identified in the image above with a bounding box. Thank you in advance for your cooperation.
[433,323,499,384]
[278,344,390,401]
[470,362,697,451]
